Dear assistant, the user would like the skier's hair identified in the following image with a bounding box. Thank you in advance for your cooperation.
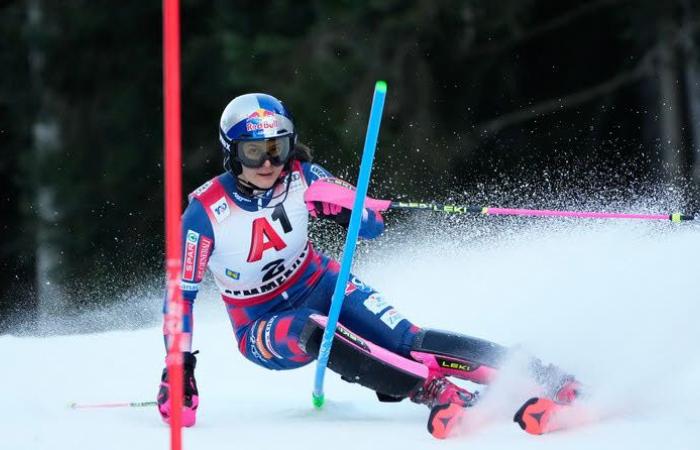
[291,142,312,163]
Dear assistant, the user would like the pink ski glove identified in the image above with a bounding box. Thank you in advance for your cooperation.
[306,201,345,218]
[157,351,199,427]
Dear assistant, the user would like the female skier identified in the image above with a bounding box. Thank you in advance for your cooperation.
[157,93,580,438]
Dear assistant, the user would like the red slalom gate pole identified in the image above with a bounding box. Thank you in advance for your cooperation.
[163,1,183,450]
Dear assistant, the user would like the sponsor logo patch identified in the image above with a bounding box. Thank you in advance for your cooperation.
[245,109,280,137]
[180,281,199,292]
[192,180,213,197]
[195,236,212,281]
[249,327,265,362]
[183,230,199,281]
[436,356,477,373]
[225,268,240,280]
[210,196,230,223]
[336,324,369,351]
[310,164,331,180]
[323,177,355,190]
[219,134,230,150]
[380,309,405,330]
[255,320,273,360]
[286,172,304,192]
[232,190,249,204]
[363,293,389,314]
[350,276,371,293]
[227,245,309,299]
[186,230,199,244]
[344,281,357,296]
[264,316,283,359]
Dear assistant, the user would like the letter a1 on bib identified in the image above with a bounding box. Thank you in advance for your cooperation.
[247,218,287,262]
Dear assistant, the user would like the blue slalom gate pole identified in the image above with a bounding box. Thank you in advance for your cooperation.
[312,81,388,408]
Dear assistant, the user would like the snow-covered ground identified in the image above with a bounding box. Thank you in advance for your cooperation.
[4,217,700,450]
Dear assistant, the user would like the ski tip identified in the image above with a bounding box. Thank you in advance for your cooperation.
[375,80,387,93]
[513,397,556,435]
[428,403,465,439]
[513,397,539,430]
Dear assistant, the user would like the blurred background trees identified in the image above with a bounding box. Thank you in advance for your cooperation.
[1,0,698,333]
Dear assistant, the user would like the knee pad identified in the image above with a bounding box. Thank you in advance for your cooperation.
[299,314,426,399]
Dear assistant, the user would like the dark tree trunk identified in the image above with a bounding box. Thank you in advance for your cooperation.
[680,0,700,183]
[656,15,686,180]
[27,0,66,332]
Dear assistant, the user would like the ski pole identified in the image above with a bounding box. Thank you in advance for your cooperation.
[304,182,696,222]
[389,202,696,222]
[69,401,157,409]
[312,81,387,409]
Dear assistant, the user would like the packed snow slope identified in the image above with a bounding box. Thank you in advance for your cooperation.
[4,216,700,450]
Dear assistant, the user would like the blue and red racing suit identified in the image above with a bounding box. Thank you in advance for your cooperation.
[164,160,419,370]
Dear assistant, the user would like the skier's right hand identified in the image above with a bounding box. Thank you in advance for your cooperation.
[307,201,352,226]
[157,351,199,427]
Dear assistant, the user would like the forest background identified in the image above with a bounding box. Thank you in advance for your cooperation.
[1,0,699,333]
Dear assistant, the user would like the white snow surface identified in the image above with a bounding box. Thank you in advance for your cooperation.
[4,218,700,450]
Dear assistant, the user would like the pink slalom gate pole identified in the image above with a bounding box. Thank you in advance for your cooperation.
[481,207,687,221]
[163,0,184,449]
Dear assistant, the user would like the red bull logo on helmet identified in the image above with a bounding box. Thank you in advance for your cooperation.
[245,108,280,136]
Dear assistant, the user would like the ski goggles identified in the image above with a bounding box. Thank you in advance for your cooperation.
[235,136,291,168]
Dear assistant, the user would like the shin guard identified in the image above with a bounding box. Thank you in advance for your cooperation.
[411,329,580,399]
[299,314,427,399]
[410,329,508,384]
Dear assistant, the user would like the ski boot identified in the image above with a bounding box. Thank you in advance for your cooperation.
[411,375,478,439]
[529,358,582,404]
